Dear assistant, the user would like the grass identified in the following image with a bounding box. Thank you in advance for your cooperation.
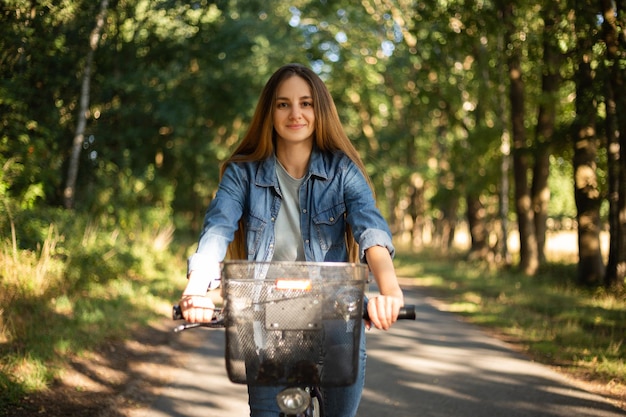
[0,209,188,409]
[393,250,625,390]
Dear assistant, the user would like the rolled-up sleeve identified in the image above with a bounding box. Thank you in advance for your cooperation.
[357,228,395,263]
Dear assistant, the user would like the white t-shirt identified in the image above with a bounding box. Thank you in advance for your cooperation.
[273,161,305,261]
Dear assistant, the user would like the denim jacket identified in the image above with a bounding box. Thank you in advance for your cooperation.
[187,147,395,286]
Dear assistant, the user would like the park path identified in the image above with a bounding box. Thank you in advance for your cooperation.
[129,285,625,417]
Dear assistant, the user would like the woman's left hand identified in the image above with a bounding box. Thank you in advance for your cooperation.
[365,295,404,330]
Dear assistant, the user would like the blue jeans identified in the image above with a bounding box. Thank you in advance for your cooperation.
[247,330,367,417]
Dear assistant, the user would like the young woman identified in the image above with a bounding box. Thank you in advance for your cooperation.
[180,63,404,416]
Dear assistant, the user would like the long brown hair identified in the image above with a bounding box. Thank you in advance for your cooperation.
[223,64,373,262]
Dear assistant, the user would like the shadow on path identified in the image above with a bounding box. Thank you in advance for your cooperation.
[132,288,625,417]
[359,290,626,417]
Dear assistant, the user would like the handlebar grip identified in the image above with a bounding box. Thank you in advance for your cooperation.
[171,305,225,332]
[362,304,416,321]
[398,305,416,320]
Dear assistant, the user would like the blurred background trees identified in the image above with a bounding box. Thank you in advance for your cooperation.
[1,0,624,290]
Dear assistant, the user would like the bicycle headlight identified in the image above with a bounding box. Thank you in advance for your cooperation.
[276,387,310,414]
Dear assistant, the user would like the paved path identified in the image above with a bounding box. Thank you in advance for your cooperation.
[135,288,625,417]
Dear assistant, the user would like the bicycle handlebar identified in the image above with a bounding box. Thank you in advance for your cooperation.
[172,303,415,332]
[364,304,416,321]
[172,305,225,332]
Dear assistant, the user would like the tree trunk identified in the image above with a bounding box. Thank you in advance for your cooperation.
[601,0,626,290]
[466,194,489,259]
[497,27,512,266]
[572,2,605,286]
[503,3,538,275]
[408,173,426,251]
[531,6,560,266]
[532,148,550,264]
[63,0,109,209]
[499,131,512,265]
[383,172,400,236]
[616,0,626,291]
[435,197,458,253]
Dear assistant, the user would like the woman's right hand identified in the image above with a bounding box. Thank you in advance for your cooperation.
[180,294,216,323]
[181,269,218,322]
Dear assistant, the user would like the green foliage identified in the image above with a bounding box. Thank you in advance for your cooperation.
[0,206,185,407]
[1,0,586,237]
[1,0,96,206]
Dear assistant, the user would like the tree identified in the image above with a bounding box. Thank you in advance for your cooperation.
[502,2,539,275]
[531,3,562,265]
[63,0,109,209]
[601,0,626,290]
[572,0,605,286]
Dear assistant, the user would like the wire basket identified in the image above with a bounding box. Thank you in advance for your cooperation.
[221,261,368,387]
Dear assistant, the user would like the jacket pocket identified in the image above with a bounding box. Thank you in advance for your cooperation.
[312,202,346,254]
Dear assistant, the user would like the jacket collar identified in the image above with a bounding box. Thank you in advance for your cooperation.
[255,146,329,188]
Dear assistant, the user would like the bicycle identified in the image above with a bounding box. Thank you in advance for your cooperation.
[173,260,416,417]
